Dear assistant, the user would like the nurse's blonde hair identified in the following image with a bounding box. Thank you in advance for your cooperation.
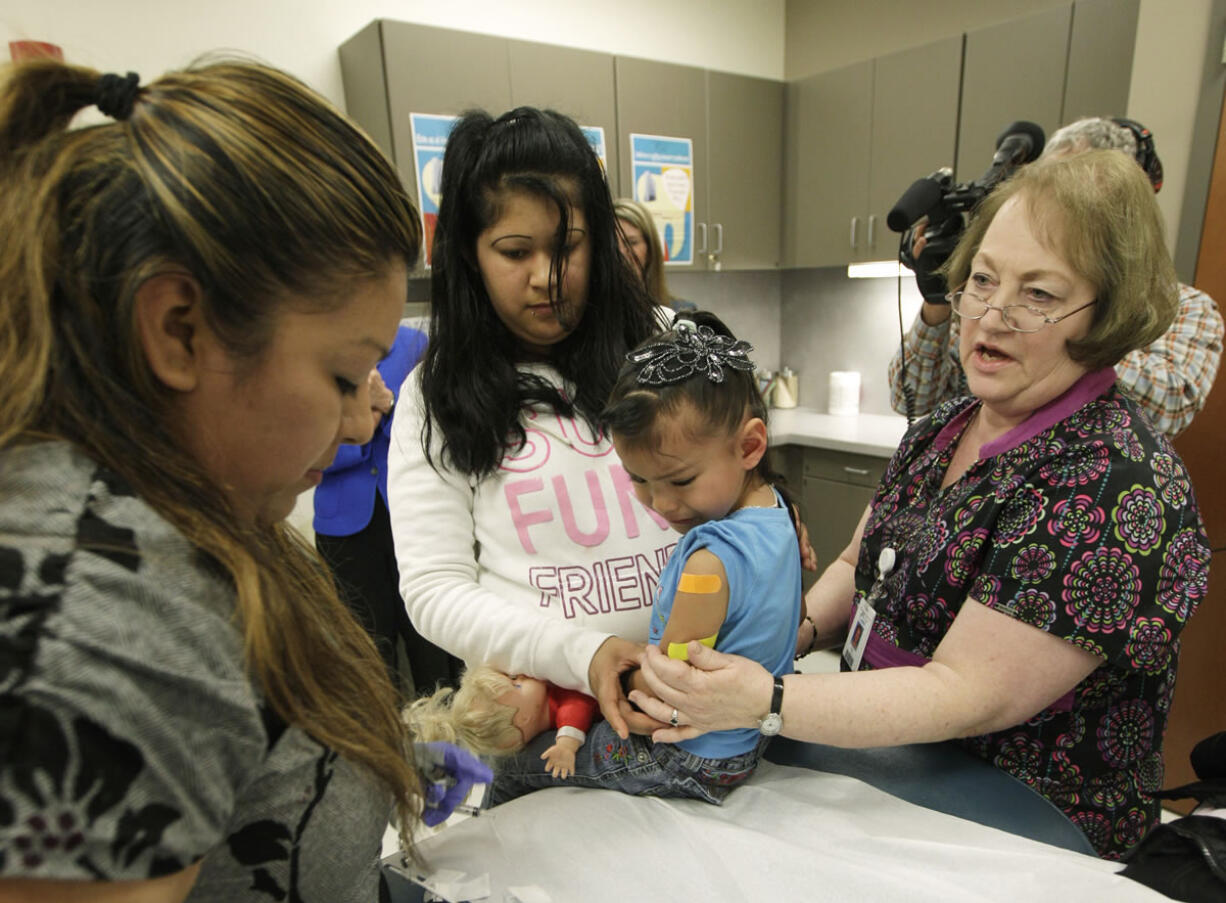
[943,149,1177,370]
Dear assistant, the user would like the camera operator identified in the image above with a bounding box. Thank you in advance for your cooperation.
[888,117,1224,437]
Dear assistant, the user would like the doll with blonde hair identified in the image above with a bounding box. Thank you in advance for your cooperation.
[405,666,599,778]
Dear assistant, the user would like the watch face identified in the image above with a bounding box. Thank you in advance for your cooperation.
[759,712,783,736]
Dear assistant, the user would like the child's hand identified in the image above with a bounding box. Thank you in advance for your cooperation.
[541,742,577,779]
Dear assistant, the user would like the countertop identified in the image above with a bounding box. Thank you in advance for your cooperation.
[767,406,910,457]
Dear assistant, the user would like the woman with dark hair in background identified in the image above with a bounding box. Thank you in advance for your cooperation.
[387,107,674,739]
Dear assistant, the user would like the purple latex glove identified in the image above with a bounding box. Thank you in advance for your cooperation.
[414,741,493,827]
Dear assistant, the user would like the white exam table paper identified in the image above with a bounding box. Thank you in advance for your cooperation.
[405,760,1168,902]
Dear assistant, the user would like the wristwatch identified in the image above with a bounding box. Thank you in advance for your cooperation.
[758,676,785,736]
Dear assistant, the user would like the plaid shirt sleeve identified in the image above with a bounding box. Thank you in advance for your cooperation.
[1114,283,1223,437]
[888,311,967,416]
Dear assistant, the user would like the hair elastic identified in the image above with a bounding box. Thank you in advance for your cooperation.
[96,71,141,121]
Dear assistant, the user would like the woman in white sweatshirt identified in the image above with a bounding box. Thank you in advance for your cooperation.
[387,107,671,736]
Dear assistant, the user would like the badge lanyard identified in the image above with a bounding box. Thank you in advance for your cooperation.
[842,547,896,672]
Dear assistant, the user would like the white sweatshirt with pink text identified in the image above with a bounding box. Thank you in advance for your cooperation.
[387,364,676,694]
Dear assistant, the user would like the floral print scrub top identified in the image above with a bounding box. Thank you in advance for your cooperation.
[851,368,1211,859]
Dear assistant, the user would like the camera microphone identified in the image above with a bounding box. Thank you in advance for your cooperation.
[889,119,1048,305]
[985,120,1046,180]
[886,168,951,233]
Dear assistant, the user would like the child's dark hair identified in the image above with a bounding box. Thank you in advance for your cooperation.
[602,311,802,542]
[421,106,658,477]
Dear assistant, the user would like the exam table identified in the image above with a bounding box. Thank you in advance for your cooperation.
[384,739,1166,902]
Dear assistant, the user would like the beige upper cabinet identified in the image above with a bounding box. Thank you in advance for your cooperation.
[615,57,710,271]
[340,0,1140,278]
[785,0,1140,269]
[866,37,963,262]
[783,59,873,269]
[706,71,785,270]
[339,21,511,218]
[784,36,961,268]
[506,39,621,197]
[615,57,785,271]
[956,0,1140,186]
[1062,0,1140,122]
[956,5,1072,185]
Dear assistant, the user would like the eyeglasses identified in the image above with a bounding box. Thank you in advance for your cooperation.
[946,290,1098,334]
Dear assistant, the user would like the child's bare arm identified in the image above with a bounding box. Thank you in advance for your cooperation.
[658,548,729,658]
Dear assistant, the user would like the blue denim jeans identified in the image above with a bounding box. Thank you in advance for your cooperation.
[489,720,769,807]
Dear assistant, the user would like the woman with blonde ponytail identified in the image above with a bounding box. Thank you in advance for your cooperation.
[0,57,482,902]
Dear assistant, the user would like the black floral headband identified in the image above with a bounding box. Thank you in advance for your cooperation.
[628,319,756,386]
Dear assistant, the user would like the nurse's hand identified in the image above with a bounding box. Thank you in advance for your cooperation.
[631,643,774,743]
[589,636,668,739]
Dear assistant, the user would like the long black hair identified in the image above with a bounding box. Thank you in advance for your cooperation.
[422,106,658,476]
[602,311,802,543]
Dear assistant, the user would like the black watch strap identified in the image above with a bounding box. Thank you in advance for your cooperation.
[770,676,785,716]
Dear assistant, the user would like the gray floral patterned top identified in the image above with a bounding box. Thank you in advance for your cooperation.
[0,442,390,900]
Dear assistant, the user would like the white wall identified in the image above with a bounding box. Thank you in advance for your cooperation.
[1,0,785,110]
[1129,0,1218,264]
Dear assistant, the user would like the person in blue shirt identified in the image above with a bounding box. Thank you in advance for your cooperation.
[314,323,463,692]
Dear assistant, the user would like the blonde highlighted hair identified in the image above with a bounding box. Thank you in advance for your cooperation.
[614,197,674,306]
[0,57,424,845]
[403,666,527,756]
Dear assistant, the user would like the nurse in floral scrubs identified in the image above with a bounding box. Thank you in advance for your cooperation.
[631,149,1212,860]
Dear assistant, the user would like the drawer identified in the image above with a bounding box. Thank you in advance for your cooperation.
[802,448,887,487]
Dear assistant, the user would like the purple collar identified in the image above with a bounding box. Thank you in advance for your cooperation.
[933,367,1118,459]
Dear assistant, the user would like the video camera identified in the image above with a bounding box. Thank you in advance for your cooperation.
[887,120,1046,303]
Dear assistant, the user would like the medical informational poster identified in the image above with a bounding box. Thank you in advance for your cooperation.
[410,115,610,268]
[409,112,457,268]
[629,133,694,266]
[580,125,608,174]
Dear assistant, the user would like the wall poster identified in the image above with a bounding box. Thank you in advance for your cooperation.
[409,112,457,268]
[581,125,609,175]
[629,133,694,266]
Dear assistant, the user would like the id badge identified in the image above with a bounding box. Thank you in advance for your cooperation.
[842,597,877,671]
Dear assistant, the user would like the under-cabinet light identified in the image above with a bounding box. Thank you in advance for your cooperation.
[847,260,905,279]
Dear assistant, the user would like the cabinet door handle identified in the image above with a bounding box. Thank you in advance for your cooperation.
[849,216,858,250]
[867,214,876,248]
[713,222,724,254]
[843,466,870,476]
[697,221,708,254]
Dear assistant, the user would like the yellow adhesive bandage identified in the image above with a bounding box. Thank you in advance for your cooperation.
[677,573,722,594]
[667,634,717,660]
